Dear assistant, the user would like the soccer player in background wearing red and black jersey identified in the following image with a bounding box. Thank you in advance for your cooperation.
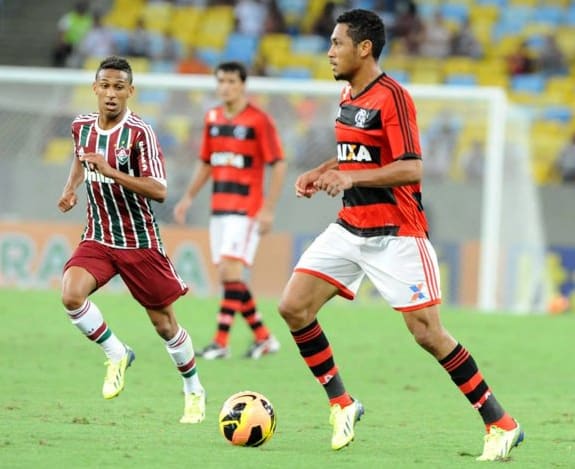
[58,56,205,424]
[174,61,287,360]
[277,10,524,460]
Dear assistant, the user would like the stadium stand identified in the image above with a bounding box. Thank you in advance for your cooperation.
[2,0,574,185]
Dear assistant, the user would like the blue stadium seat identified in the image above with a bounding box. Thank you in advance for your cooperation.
[221,33,259,66]
[291,34,328,54]
[279,67,312,79]
[196,47,222,68]
[534,6,564,26]
[540,106,573,123]
[386,70,410,84]
[511,74,546,93]
[445,73,478,86]
[441,4,469,24]
[111,29,131,56]
[476,0,507,6]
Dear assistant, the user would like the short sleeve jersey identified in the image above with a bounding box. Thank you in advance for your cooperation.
[199,103,284,217]
[71,109,166,250]
[334,73,428,238]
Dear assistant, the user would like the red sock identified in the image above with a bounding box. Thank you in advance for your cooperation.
[486,413,516,432]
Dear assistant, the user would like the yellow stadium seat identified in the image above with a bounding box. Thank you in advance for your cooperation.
[140,1,173,33]
[442,57,476,75]
[44,138,74,164]
[170,7,203,46]
[410,68,443,85]
[259,34,292,65]
[469,5,499,23]
[124,57,150,73]
[193,6,234,50]
[102,0,143,29]
[556,28,575,59]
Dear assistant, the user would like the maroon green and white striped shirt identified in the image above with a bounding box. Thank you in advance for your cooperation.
[71,109,166,250]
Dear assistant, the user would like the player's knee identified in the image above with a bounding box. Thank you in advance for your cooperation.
[61,290,86,311]
[278,297,310,329]
[149,314,177,340]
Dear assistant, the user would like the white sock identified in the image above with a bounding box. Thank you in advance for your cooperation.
[165,326,203,394]
[66,299,126,361]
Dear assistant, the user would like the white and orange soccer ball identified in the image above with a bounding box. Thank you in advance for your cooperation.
[218,391,276,447]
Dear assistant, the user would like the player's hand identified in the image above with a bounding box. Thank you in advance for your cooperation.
[256,207,274,235]
[173,198,192,225]
[313,170,353,197]
[58,191,77,213]
[79,152,114,177]
[295,170,321,198]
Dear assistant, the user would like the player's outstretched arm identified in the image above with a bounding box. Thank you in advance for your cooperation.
[173,161,212,225]
[58,155,84,213]
[257,160,287,235]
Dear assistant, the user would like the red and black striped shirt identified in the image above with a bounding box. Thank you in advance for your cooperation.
[199,103,284,217]
[335,73,428,238]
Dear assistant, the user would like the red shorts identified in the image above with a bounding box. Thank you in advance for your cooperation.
[64,240,188,309]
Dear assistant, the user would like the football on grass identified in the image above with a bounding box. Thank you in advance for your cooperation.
[218,391,276,447]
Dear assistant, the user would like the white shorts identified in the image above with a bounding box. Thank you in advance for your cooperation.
[209,215,260,266]
[294,223,441,311]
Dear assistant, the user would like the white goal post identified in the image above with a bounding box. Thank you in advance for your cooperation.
[0,66,548,313]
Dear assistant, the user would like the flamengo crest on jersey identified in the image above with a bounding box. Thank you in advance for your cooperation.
[71,110,166,249]
[334,74,428,238]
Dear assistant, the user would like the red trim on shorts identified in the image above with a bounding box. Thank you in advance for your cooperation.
[394,298,442,312]
[294,267,355,300]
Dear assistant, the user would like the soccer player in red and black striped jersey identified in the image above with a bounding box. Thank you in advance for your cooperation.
[278,10,524,459]
[58,56,205,424]
[174,61,287,360]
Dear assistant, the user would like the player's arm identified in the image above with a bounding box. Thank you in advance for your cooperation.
[257,159,287,235]
[79,152,167,202]
[58,155,84,212]
[173,161,212,225]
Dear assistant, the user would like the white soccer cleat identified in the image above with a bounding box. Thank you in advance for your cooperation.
[329,399,364,450]
[477,422,524,461]
[245,335,280,359]
[180,390,206,424]
[102,346,135,399]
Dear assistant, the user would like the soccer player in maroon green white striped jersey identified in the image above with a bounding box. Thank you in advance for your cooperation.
[58,56,205,424]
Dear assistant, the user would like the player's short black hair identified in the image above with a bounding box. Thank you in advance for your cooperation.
[96,56,133,83]
[336,9,386,60]
[215,61,248,82]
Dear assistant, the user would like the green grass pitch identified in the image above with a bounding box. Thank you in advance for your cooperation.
[1,288,574,468]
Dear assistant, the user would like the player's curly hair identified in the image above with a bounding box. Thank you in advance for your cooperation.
[96,56,133,84]
[336,9,386,60]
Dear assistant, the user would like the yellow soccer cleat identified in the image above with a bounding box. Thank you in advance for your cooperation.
[180,390,206,424]
[477,422,524,461]
[329,399,364,450]
[102,346,135,399]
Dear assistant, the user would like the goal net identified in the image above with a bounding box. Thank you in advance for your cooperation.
[0,66,549,313]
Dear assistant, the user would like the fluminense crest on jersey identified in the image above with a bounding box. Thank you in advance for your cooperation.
[115,146,130,165]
